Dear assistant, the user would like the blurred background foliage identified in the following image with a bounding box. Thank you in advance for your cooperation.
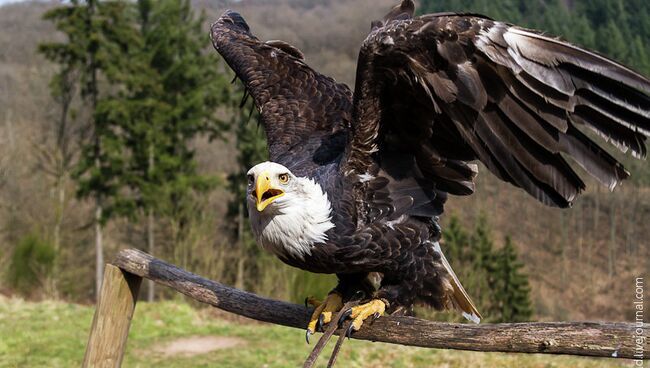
[0,0,647,325]
[7,233,56,295]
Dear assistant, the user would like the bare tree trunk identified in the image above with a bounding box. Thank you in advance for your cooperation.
[88,0,104,301]
[5,109,15,149]
[147,208,155,302]
[235,200,245,290]
[54,184,64,254]
[624,187,638,256]
[593,186,600,234]
[608,196,617,278]
[95,201,104,297]
[51,179,65,298]
[147,144,155,302]
[577,199,584,262]
[588,188,600,285]
[560,211,567,283]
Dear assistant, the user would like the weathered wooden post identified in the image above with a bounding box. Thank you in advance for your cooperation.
[83,264,142,368]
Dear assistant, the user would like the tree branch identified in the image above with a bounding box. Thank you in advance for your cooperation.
[113,248,648,360]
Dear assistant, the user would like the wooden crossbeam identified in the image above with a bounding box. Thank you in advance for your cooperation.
[105,248,647,361]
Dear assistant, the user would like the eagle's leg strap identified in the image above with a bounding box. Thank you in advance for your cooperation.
[306,292,343,335]
[340,299,387,333]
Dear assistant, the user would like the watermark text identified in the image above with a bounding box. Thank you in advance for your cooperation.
[634,277,645,366]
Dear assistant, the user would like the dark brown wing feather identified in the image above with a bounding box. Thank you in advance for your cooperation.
[344,5,650,209]
[210,11,353,160]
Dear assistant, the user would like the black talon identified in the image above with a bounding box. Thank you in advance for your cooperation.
[369,312,381,326]
[345,322,355,339]
[316,313,325,332]
[338,309,352,328]
[305,329,312,344]
[352,290,366,301]
[304,297,309,308]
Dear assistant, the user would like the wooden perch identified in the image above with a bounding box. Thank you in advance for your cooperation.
[113,248,648,360]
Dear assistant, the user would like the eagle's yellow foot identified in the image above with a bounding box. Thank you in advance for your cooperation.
[305,292,343,343]
[339,299,386,336]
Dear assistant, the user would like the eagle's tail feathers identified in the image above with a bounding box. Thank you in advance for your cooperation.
[433,242,482,324]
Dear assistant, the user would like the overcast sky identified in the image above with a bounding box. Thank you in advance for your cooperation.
[0,0,27,5]
[0,0,54,6]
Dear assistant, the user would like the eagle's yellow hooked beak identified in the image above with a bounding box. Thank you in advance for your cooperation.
[255,172,285,212]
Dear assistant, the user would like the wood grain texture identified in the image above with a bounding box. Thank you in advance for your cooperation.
[83,264,142,368]
[113,248,648,360]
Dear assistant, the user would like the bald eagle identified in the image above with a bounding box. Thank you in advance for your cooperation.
[211,0,650,339]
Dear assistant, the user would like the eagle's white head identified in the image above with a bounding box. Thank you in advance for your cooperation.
[246,161,335,259]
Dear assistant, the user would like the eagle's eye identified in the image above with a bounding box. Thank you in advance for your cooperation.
[247,174,254,185]
[278,173,290,184]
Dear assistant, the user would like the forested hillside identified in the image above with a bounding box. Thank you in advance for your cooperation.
[0,0,647,323]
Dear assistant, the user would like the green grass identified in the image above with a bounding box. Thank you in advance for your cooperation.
[0,297,635,367]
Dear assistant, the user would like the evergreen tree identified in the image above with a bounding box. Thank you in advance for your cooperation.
[7,234,56,295]
[598,20,628,62]
[439,215,535,322]
[39,0,136,299]
[437,214,484,322]
[469,214,500,320]
[630,36,650,75]
[472,215,498,277]
[492,236,534,322]
[94,0,231,300]
[442,215,470,265]
[571,16,597,50]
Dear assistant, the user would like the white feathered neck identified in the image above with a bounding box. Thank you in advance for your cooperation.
[248,176,335,260]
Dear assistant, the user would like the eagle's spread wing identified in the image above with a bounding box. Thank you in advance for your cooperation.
[344,1,650,209]
[211,11,353,159]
